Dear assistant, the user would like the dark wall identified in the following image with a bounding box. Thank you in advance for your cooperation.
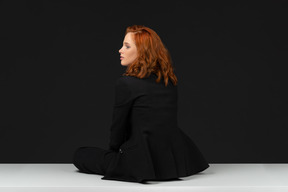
[0,0,287,163]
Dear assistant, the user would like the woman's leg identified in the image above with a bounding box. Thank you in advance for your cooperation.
[73,146,116,175]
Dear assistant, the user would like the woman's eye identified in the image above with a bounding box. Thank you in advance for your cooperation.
[126,46,130,48]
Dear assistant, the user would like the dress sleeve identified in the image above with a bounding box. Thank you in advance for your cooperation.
[108,77,134,152]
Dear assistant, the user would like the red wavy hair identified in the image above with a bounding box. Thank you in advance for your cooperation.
[122,25,178,87]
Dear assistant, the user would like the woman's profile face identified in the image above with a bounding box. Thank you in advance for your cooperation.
[119,32,138,66]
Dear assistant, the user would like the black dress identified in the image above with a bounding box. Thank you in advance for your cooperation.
[73,73,209,183]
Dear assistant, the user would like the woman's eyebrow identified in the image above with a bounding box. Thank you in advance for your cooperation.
[123,42,130,45]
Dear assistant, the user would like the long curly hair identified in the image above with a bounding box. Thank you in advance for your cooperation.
[122,25,178,87]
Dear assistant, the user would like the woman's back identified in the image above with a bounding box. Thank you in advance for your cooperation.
[128,73,178,135]
[102,73,210,182]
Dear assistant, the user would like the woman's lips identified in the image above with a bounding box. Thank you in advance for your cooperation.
[120,57,124,60]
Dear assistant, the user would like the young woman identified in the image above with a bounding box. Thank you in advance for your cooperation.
[73,25,210,183]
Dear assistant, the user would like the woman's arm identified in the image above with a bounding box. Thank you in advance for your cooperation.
[108,77,133,152]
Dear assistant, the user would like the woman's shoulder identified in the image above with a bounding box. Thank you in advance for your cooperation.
[114,76,138,94]
[117,73,157,81]
[117,75,137,81]
[117,74,176,88]
[116,75,144,85]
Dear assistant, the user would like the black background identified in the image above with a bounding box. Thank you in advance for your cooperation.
[0,0,287,162]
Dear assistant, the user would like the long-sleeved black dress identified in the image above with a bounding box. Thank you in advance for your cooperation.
[98,73,209,182]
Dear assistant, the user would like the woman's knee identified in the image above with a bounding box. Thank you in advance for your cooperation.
[73,147,88,164]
